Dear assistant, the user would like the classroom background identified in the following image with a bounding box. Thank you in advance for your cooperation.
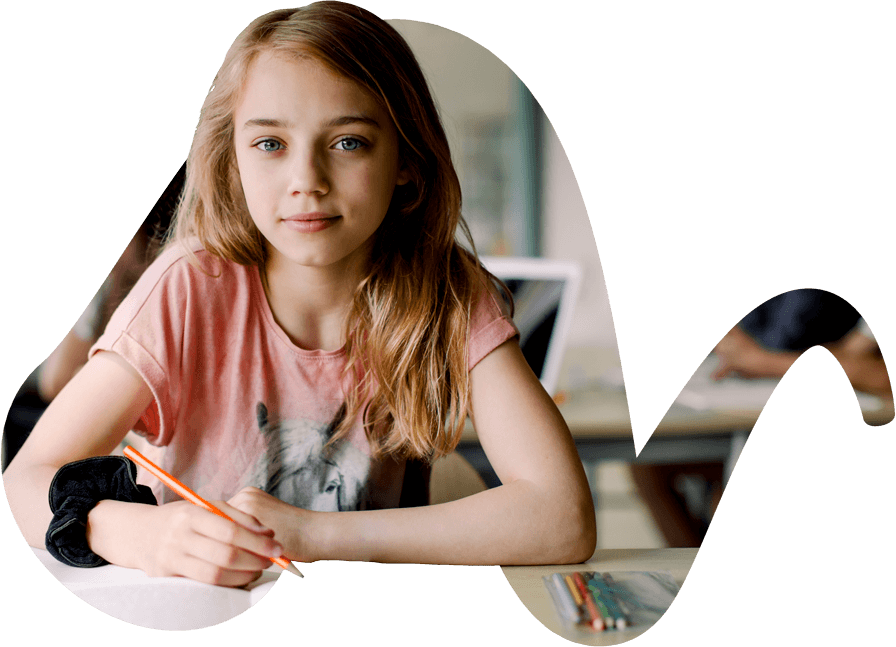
[394,19,702,550]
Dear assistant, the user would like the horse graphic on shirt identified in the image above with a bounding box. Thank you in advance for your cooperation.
[246,402,370,512]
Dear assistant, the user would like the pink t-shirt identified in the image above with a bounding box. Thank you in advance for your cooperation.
[91,242,517,510]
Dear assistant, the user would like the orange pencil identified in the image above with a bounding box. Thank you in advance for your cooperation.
[123,446,303,577]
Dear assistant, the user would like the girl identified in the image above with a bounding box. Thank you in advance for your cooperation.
[5,2,595,587]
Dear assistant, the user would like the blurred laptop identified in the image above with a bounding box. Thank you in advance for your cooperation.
[480,256,582,395]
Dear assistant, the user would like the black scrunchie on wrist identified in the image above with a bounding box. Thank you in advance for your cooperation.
[46,456,157,567]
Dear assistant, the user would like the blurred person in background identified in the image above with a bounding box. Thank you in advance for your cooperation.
[1,165,181,470]
[632,288,891,548]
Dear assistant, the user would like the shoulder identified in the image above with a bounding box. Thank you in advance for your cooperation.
[149,239,239,281]
[103,240,255,332]
[468,268,518,371]
[137,240,253,298]
[469,267,513,327]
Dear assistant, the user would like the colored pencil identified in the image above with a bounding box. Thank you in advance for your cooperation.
[572,571,606,630]
[588,572,629,629]
[548,573,582,626]
[564,574,583,607]
[601,573,634,624]
[123,446,303,577]
[564,575,604,632]
[587,584,615,628]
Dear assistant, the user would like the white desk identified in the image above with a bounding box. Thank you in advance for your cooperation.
[32,547,280,630]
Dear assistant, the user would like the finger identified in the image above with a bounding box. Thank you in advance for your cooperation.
[190,509,283,561]
[213,500,275,535]
[712,361,731,381]
[177,553,264,588]
[183,530,275,573]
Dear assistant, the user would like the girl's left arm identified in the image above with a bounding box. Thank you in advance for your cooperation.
[230,339,596,565]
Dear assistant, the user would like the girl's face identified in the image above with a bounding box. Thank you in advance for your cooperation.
[233,51,408,273]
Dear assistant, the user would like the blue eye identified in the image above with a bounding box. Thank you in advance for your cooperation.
[254,139,283,152]
[334,137,364,152]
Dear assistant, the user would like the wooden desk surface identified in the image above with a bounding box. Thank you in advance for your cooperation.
[501,548,697,646]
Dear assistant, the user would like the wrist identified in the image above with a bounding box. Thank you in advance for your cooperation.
[295,510,338,562]
[306,510,375,563]
[85,500,156,571]
[288,509,333,562]
[46,456,156,568]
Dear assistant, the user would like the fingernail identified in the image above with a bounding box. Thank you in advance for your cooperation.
[270,544,283,558]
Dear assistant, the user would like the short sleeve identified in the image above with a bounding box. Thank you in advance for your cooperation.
[467,275,519,371]
[89,246,197,445]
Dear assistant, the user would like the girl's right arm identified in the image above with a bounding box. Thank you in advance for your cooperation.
[4,351,281,587]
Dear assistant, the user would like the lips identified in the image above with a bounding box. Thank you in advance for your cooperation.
[284,211,337,222]
[281,212,340,233]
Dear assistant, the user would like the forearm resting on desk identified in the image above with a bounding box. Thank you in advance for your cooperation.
[231,476,596,566]
[324,480,595,565]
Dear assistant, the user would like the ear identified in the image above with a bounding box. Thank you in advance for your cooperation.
[396,164,411,187]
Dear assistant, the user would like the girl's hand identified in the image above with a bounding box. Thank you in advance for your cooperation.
[130,500,284,587]
[228,487,319,563]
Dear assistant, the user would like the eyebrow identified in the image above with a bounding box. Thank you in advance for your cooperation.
[326,114,381,128]
[242,118,289,129]
[241,114,382,130]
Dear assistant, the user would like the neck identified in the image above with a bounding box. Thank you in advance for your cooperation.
[261,252,367,351]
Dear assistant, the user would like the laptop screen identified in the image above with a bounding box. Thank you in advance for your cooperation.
[503,278,564,380]
[480,256,581,395]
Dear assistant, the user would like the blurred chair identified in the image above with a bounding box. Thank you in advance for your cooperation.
[430,452,487,504]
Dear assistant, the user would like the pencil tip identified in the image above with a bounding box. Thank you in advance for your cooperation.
[284,562,304,578]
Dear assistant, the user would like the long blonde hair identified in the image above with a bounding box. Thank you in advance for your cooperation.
[169,2,498,461]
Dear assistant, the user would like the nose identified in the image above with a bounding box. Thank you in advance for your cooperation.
[288,148,329,196]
